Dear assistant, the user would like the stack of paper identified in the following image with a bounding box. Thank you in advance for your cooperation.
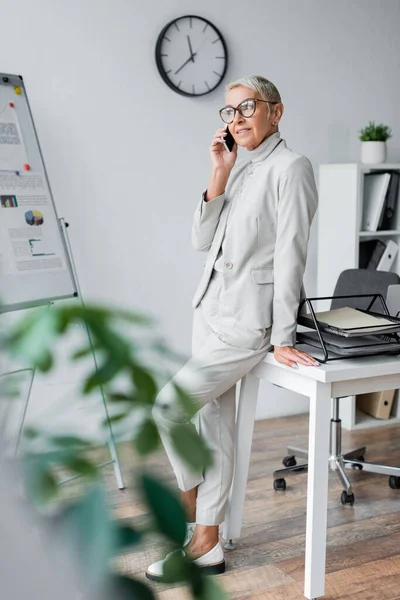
[298,306,400,337]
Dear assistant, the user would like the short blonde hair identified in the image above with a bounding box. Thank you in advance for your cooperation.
[225,75,281,118]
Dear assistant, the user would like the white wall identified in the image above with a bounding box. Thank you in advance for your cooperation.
[1,0,400,434]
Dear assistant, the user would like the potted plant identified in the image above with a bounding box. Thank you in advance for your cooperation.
[359,120,392,164]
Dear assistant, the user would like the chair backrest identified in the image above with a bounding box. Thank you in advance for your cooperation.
[386,285,400,317]
[330,269,400,314]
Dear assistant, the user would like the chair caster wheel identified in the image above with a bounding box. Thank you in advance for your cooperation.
[341,490,355,506]
[388,476,400,489]
[274,478,286,491]
[282,455,297,468]
[352,456,365,470]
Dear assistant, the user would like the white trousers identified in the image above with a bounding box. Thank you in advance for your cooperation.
[152,269,273,525]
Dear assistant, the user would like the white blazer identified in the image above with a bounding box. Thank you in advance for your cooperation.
[191,132,318,347]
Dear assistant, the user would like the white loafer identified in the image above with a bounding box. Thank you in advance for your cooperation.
[145,541,225,582]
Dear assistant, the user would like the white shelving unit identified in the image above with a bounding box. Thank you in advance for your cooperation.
[317,162,400,430]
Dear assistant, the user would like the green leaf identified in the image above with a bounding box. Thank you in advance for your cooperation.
[187,560,205,598]
[48,435,93,449]
[83,359,121,393]
[107,392,134,403]
[115,309,155,326]
[131,365,158,405]
[110,575,156,600]
[133,418,159,455]
[194,576,230,600]
[359,120,392,141]
[115,524,142,550]
[59,484,115,589]
[170,423,213,472]
[36,350,54,372]
[63,456,98,478]
[24,460,59,506]
[173,382,199,419]
[70,345,93,360]
[140,473,186,546]
[161,549,189,583]
[23,426,39,439]
[85,316,131,362]
[102,412,127,425]
[7,308,59,369]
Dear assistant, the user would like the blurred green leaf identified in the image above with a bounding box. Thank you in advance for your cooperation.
[187,560,205,598]
[70,345,94,360]
[115,309,155,326]
[107,392,133,403]
[140,473,186,546]
[83,359,121,393]
[63,456,98,479]
[161,549,188,583]
[48,435,93,449]
[131,365,158,405]
[85,317,130,362]
[36,350,54,372]
[115,523,142,550]
[195,576,229,600]
[133,418,159,456]
[59,484,115,589]
[110,575,156,600]
[24,459,59,506]
[102,412,127,426]
[23,426,39,439]
[7,308,59,369]
[173,382,198,420]
[171,423,213,472]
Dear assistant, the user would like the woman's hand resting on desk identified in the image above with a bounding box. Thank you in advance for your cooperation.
[274,346,320,368]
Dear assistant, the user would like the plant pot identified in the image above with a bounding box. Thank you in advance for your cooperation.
[361,141,387,164]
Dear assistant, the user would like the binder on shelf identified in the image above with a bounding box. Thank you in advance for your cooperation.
[376,239,398,271]
[362,172,391,231]
[359,239,386,269]
[357,389,395,420]
[358,239,398,271]
[378,172,400,230]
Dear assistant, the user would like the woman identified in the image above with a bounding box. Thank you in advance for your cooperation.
[146,75,319,581]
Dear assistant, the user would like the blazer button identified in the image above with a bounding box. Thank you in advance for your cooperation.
[224,261,233,269]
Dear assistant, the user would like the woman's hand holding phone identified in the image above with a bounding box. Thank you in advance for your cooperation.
[205,127,237,202]
[209,127,237,172]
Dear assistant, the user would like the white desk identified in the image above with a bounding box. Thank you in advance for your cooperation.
[223,348,400,600]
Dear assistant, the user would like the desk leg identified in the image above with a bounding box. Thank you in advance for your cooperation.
[304,381,331,600]
[222,373,260,543]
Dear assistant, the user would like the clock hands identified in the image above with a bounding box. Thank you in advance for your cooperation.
[174,50,197,75]
[173,33,213,77]
[187,35,195,62]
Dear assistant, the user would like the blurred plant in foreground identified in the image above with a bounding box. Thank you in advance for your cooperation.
[2,302,229,600]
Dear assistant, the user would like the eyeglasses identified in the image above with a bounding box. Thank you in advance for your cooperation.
[219,97,279,124]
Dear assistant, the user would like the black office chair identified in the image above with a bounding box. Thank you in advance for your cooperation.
[273,268,400,505]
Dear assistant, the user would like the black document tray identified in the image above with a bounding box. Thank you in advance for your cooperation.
[295,292,400,363]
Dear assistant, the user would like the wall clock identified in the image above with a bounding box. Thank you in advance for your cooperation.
[155,15,228,97]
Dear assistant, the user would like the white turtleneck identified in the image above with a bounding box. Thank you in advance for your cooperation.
[213,131,282,273]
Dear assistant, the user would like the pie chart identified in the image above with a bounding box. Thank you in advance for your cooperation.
[25,210,44,226]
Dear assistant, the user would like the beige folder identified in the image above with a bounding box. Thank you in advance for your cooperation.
[357,389,395,420]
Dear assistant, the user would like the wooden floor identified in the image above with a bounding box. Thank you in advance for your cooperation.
[69,413,400,599]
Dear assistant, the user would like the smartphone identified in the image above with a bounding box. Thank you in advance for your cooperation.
[221,125,235,153]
